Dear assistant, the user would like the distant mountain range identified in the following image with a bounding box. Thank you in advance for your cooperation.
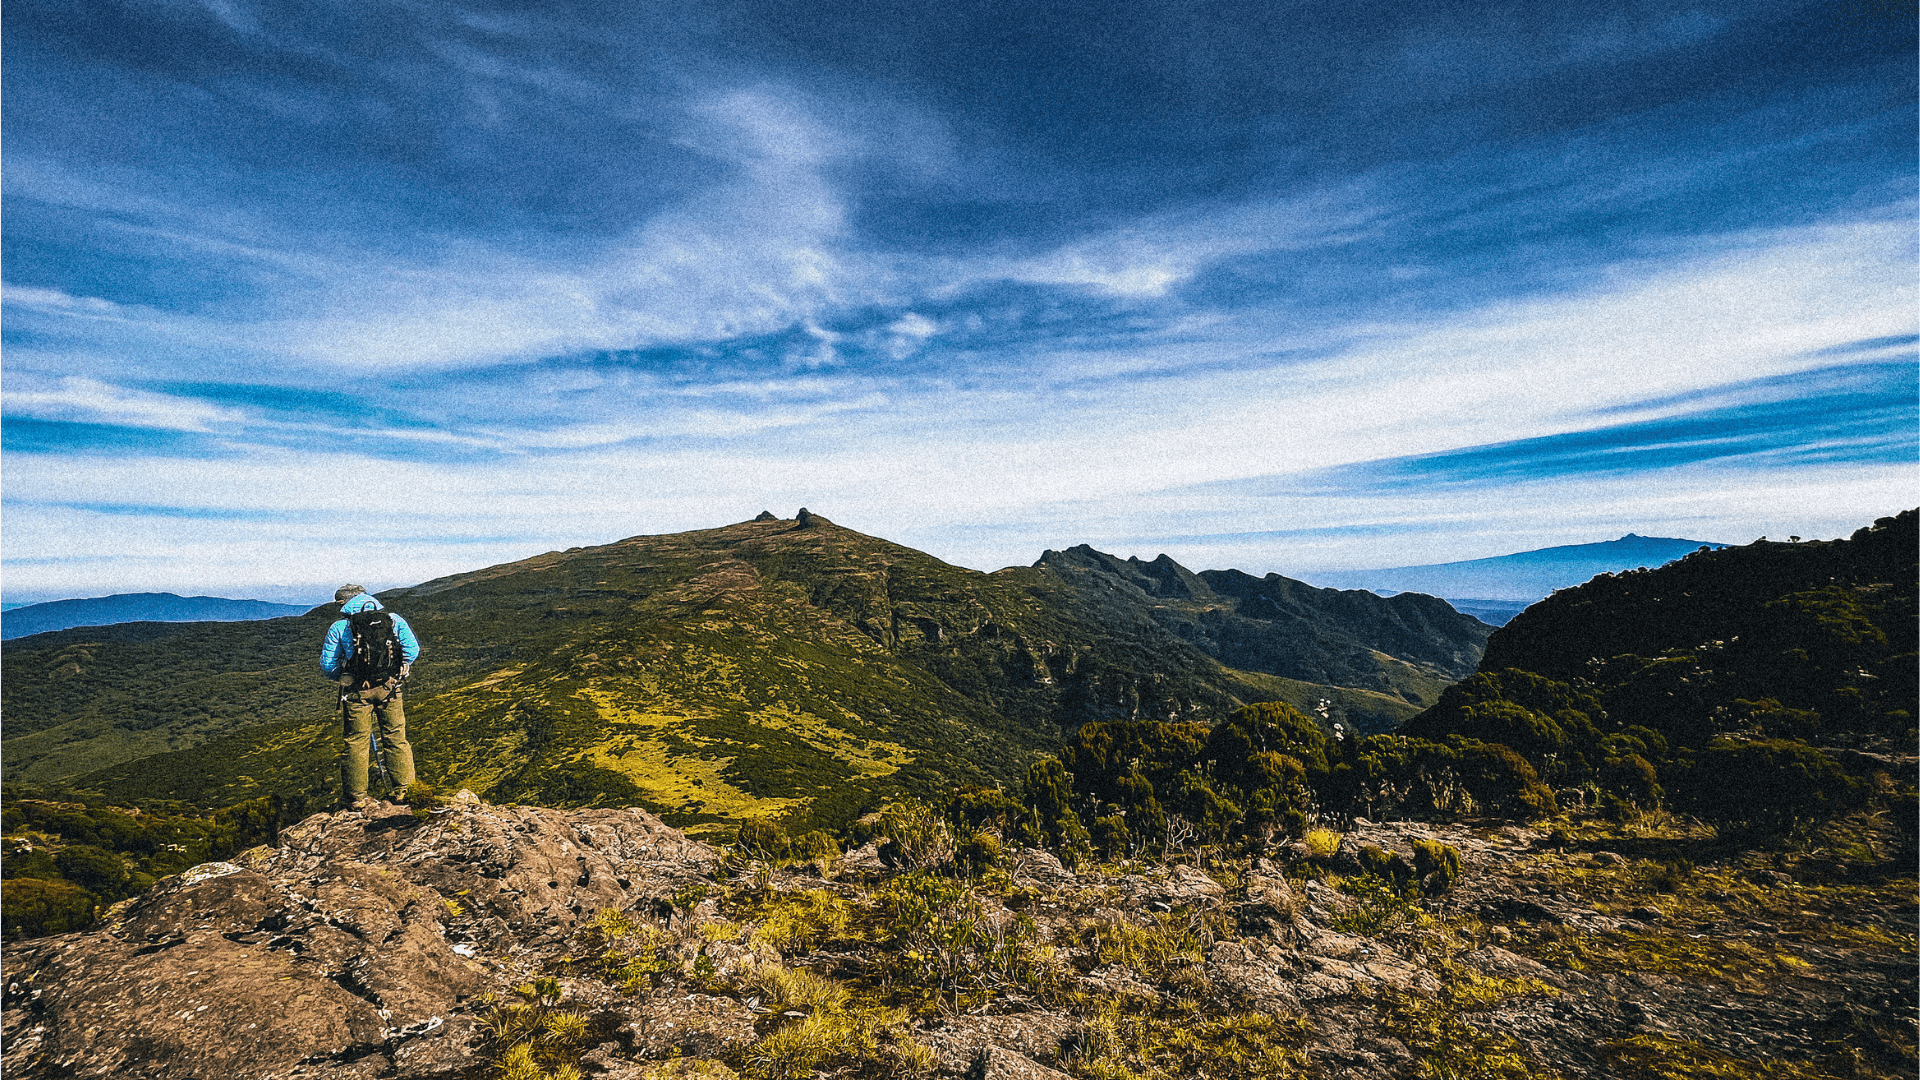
[0,594,315,641]
[1302,533,1728,604]
[2,513,1490,833]
[1438,599,1532,626]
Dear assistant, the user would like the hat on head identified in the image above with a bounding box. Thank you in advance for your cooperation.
[335,584,367,603]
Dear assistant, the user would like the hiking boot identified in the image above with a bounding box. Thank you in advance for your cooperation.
[344,795,381,813]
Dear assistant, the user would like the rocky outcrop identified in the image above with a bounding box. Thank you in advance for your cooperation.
[2,794,716,1079]
[5,797,1913,1080]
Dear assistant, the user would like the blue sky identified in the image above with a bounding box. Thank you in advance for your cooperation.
[3,0,1914,604]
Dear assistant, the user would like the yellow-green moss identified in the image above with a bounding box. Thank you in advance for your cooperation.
[1378,964,1563,1080]
[1601,1034,1841,1079]
[1065,995,1312,1080]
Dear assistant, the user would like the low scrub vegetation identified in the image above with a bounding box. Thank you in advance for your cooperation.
[1,793,307,939]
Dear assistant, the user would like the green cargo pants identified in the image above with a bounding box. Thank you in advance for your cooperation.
[341,682,416,801]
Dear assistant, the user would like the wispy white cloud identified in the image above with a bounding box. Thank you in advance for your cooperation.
[5,376,250,432]
[997,187,1377,298]
[4,0,1912,600]
[2,285,132,319]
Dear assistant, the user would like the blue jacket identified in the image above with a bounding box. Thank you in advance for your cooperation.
[320,593,422,678]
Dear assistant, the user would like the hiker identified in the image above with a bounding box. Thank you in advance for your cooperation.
[319,584,421,809]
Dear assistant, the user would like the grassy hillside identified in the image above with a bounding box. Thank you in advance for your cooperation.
[4,514,1487,834]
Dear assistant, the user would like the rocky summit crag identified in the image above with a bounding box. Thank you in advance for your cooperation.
[3,513,1487,835]
[4,791,1913,1080]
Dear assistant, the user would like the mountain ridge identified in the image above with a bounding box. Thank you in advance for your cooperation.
[1303,533,1728,602]
[0,593,314,640]
[2,513,1490,834]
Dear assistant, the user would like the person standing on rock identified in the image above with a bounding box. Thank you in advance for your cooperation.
[319,585,420,809]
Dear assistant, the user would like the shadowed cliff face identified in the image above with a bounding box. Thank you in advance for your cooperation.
[5,515,1489,831]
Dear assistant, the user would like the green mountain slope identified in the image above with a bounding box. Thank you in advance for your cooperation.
[1469,508,1916,750]
[1389,509,1916,835]
[4,513,1490,834]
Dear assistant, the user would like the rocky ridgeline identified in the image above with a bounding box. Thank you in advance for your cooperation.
[4,796,1913,1079]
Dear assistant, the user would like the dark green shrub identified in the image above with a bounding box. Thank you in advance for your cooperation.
[1355,843,1392,877]
[1455,743,1557,820]
[953,828,1004,875]
[1669,739,1862,835]
[1242,787,1286,842]
[790,829,840,867]
[1599,753,1661,807]
[1356,844,1414,890]
[1608,725,1670,763]
[1127,794,1168,853]
[1597,654,1720,747]
[2,846,61,881]
[1208,702,1330,777]
[1059,720,1208,806]
[1726,698,1822,739]
[735,819,791,861]
[1448,701,1569,758]
[1173,772,1242,844]
[54,845,130,897]
[1280,807,1308,838]
[1760,587,1889,666]
[1090,813,1130,862]
[944,786,1022,833]
[1404,670,1602,760]
[2,878,97,940]
[1021,758,1090,860]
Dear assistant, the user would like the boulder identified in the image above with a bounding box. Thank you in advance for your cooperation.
[1009,848,1077,888]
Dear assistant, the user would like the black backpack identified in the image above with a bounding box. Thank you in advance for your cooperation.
[345,609,404,684]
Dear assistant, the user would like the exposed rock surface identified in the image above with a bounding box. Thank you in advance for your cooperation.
[5,798,1913,1080]
[3,794,716,1079]
[922,1014,1083,1076]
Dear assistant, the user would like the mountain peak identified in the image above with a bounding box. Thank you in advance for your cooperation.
[1305,533,1729,602]
[9,517,1494,815]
